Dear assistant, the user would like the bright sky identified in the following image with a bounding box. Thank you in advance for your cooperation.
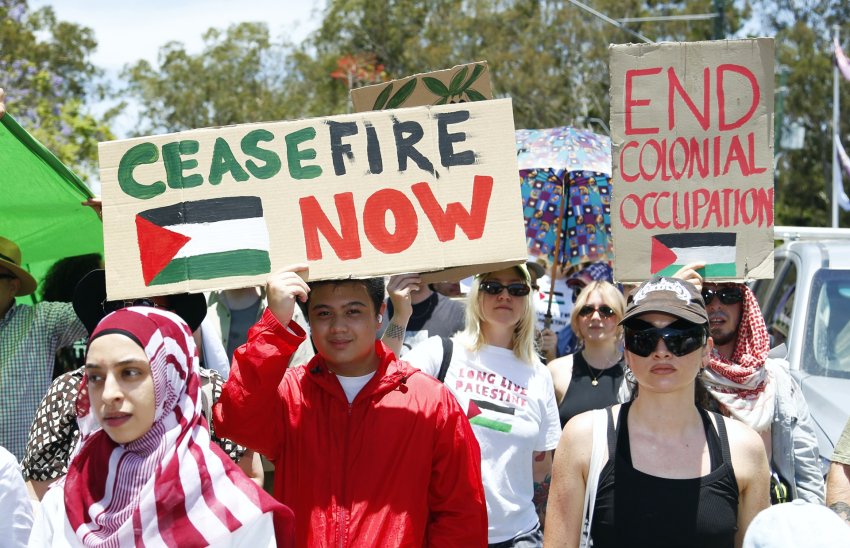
[31,0,325,138]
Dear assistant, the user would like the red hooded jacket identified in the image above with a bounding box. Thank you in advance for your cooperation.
[213,310,487,547]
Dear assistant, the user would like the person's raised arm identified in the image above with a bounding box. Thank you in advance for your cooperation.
[381,273,421,356]
[673,263,705,291]
[539,328,558,363]
[672,262,706,291]
[82,197,103,220]
[544,412,595,548]
[213,266,309,459]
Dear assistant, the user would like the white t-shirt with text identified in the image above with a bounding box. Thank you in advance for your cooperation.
[404,336,561,543]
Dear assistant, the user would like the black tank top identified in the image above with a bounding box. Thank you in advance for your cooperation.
[591,402,739,548]
[557,352,624,427]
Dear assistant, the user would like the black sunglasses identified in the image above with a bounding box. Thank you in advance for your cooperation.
[701,286,744,306]
[624,320,707,357]
[479,281,531,297]
[577,305,616,319]
[102,298,167,315]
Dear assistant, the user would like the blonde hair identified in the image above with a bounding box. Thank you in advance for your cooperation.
[457,268,538,365]
[570,280,626,345]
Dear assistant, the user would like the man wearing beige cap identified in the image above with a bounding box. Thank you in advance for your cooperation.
[0,236,86,461]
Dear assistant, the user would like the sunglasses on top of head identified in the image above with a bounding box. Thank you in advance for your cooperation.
[577,305,616,319]
[623,320,707,357]
[479,280,531,297]
[701,286,744,306]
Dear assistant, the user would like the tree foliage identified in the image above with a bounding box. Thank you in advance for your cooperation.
[290,0,746,129]
[0,0,114,178]
[120,1,746,132]
[752,0,850,227]
[117,0,850,229]
[120,22,303,134]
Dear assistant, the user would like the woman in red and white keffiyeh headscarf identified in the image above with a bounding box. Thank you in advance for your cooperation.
[29,306,294,547]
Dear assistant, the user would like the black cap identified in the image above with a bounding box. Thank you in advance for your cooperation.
[72,270,207,335]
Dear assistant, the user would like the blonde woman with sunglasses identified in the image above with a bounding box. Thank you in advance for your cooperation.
[547,281,626,428]
[387,265,561,547]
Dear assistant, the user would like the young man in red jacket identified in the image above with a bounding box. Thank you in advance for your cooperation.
[214,266,488,547]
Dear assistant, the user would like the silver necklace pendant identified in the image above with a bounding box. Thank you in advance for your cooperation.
[591,378,599,387]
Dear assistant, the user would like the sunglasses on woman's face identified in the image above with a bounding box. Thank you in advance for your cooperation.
[577,305,616,319]
[624,321,707,357]
[701,286,744,306]
[479,281,531,297]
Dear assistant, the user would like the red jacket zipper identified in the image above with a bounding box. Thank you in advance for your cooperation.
[337,401,353,548]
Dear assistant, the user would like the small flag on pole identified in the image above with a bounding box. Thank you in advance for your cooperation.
[135,196,272,286]
[835,37,850,82]
[651,232,737,277]
[834,135,850,211]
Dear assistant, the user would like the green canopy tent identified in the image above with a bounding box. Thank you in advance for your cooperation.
[0,113,103,303]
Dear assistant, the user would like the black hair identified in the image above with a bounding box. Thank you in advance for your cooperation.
[41,253,102,302]
[297,277,385,321]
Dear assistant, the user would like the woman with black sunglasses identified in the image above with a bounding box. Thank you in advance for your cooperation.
[545,277,770,548]
[394,265,561,547]
[547,281,626,428]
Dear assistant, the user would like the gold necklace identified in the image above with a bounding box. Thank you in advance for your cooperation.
[586,361,602,386]
[583,351,621,387]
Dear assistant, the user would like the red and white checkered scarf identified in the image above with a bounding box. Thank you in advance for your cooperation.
[702,285,776,432]
[64,307,292,546]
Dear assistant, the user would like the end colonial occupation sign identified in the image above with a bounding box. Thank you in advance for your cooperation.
[609,38,775,283]
[98,99,526,299]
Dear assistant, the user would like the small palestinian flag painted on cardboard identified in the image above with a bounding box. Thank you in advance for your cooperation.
[135,196,271,286]
[651,232,736,277]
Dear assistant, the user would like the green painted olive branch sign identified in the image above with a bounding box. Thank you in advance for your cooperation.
[98,99,527,299]
[351,61,493,112]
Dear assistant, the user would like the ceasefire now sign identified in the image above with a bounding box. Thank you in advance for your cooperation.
[98,99,527,299]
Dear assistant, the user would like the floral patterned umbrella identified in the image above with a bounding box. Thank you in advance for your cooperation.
[516,127,613,268]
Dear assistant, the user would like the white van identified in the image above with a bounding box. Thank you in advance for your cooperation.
[751,226,850,471]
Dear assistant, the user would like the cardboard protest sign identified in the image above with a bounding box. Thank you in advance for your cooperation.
[351,62,492,112]
[609,38,775,282]
[98,98,527,299]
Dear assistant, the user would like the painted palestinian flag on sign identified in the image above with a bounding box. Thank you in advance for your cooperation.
[467,399,514,433]
[135,196,271,286]
[651,232,736,277]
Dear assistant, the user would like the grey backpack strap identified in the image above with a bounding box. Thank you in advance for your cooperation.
[437,336,453,383]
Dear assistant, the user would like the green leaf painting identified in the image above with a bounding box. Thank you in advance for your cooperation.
[464,89,487,101]
[372,83,394,110]
[368,63,488,109]
[385,78,417,108]
[448,66,469,95]
[423,77,450,96]
[462,64,486,92]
